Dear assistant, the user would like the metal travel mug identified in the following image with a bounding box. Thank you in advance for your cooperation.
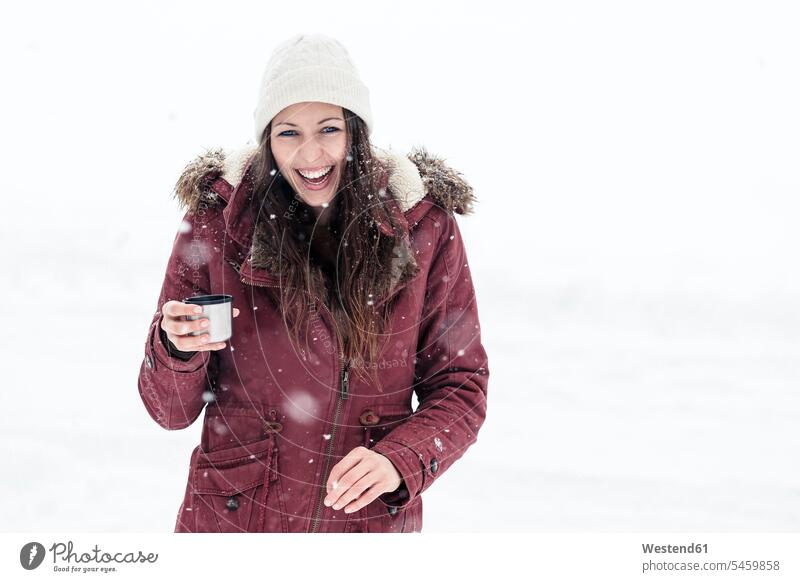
[182,294,233,343]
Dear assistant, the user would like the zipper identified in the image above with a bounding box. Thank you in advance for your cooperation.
[309,356,349,532]
[236,260,351,533]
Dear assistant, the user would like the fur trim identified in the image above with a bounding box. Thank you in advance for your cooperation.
[173,147,226,211]
[173,144,257,212]
[407,146,476,215]
[172,144,476,216]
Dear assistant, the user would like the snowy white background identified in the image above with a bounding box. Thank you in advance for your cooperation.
[1,0,798,532]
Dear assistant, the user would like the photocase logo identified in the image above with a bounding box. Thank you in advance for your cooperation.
[19,542,46,570]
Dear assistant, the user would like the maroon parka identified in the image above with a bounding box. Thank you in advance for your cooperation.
[137,144,490,533]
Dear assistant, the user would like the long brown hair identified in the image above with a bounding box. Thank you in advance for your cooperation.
[247,108,404,391]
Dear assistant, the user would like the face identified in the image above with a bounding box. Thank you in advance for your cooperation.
[270,101,348,209]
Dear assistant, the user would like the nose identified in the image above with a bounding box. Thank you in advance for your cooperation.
[293,135,326,166]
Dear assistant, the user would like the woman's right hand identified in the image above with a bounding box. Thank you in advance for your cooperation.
[160,300,240,352]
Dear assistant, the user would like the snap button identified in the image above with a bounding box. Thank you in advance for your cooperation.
[387,505,398,515]
[226,496,239,511]
[430,458,439,474]
[359,409,380,426]
[145,355,153,370]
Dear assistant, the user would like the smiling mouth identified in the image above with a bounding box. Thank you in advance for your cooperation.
[295,165,334,187]
[296,165,333,180]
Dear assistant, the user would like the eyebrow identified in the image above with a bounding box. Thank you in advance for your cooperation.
[275,117,344,128]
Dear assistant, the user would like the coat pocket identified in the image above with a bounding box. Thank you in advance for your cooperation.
[190,435,277,533]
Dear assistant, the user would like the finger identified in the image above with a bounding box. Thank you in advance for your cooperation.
[233,307,240,317]
[342,482,383,514]
[164,300,203,318]
[326,447,367,494]
[167,316,210,337]
[171,332,225,352]
[202,342,227,351]
[325,457,374,508]
[333,472,377,513]
[191,340,227,352]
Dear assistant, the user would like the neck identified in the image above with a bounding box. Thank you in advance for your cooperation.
[311,196,338,227]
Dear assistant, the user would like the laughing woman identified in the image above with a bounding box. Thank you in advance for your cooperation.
[137,34,490,533]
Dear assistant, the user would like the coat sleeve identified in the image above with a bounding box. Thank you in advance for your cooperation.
[137,210,220,430]
[372,211,490,508]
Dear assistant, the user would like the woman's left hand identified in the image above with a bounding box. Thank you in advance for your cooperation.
[324,446,403,513]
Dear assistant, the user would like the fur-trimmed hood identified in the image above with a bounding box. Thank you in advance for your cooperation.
[172,144,477,218]
[168,144,477,304]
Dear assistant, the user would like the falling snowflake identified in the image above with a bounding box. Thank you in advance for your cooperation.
[202,390,216,403]
[309,458,314,463]
[323,434,332,440]
[449,235,455,240]
[457,348,465,356]
[434,437,443,452]
[269,214,276,219]
[178,220,192,234]
[270,168,277,176]
[321,202,329,208]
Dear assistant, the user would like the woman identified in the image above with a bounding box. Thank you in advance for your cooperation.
[137,34,489,533]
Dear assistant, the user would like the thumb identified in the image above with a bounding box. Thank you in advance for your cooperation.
[233,307,240,317]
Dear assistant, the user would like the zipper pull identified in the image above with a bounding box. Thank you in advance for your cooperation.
[341,364,350,400]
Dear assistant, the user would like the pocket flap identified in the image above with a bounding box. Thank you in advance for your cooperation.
[192,437,274,496]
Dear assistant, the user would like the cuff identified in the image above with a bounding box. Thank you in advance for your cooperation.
[377,480,410,506]
[159,326,198,362]
[371,439,426,509]
[147,315,209,373]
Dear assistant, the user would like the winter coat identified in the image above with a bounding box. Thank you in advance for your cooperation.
[137,143,490,533]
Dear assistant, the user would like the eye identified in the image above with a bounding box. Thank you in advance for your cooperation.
[277,127,339,137]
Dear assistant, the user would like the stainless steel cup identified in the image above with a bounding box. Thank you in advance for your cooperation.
[182,294,233,343]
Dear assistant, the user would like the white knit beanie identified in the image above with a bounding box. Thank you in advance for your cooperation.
[253,34,373,143]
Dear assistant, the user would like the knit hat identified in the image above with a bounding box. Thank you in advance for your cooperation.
[253,34,373,143]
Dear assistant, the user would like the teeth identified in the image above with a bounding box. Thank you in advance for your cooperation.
[297,166,333,179]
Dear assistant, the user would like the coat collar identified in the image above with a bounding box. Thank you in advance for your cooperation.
[172,143,477,305]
